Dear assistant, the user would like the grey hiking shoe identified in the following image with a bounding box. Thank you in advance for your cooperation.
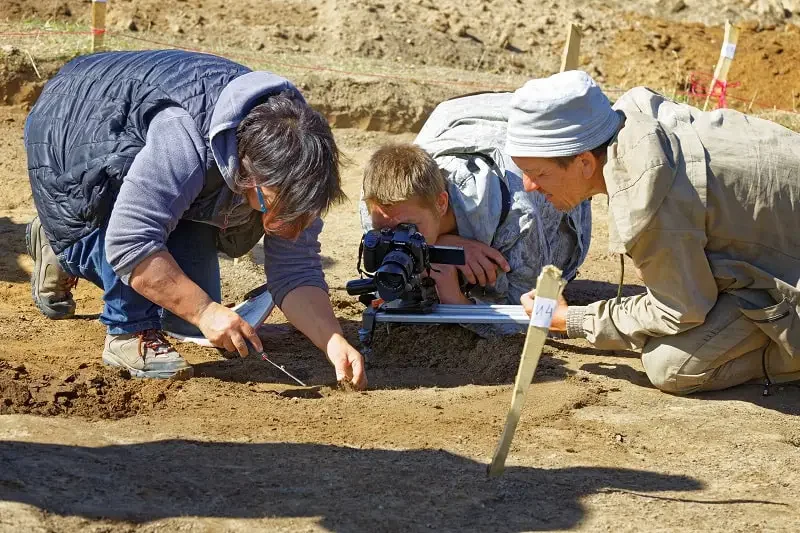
[25,216,77,319]
[102,329,194,380]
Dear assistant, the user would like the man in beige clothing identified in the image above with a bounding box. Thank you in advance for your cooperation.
[509,70,800,395]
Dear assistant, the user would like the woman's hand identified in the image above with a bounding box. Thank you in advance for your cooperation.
[326,334,367,390]
[280,286,368,390]
[197,301,264,355]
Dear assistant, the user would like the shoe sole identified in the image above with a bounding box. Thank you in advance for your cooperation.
[102,352,194,380]
[26,219,75,320]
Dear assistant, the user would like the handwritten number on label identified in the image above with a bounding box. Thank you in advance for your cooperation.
[530,296,557,329]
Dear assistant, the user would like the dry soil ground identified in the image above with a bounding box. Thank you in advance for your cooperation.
[1,1,799,532]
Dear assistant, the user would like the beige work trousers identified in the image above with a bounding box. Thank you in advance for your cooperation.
[641,293,800,395]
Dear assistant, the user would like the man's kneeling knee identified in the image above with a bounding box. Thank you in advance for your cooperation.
[641,343,696,395]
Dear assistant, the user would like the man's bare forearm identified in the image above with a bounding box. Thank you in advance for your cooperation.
[129,250,214,326]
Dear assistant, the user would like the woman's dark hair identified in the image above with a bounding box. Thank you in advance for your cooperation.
[235,91,345,230]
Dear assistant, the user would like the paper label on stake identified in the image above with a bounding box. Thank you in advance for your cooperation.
[530,296,557,329]
[722,43,736,59]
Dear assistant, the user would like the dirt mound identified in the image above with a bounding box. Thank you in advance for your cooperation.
[607,16,800,111]
[0,46,63,107]
[5,2,800,127]
[0,358,181,419]
[0,0,560,76]
[298,74,449,133]
[3,0,795,81]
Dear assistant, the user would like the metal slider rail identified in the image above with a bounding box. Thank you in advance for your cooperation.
[373,304,530,325]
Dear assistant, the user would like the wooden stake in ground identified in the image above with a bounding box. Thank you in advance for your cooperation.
[703,20,740,111]
[559,23,582,73]
[487,265,566,477]
[91,0,108,53]
[747,89,759,113]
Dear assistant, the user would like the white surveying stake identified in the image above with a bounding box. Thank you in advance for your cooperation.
[487,265,566,477]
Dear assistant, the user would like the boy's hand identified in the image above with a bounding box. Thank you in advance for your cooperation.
[428,264,471,305]
[436,234,510,287]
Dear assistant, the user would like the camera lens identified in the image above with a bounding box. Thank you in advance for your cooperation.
[379,271,405,291]
[375,249,415,301]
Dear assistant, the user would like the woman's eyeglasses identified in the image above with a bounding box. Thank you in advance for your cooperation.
[255,186,269,214]
[253,186,314,239]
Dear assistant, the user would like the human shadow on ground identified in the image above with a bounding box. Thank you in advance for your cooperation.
[546,339,639,359]
[0,440,709,531]
[545,338,651,388]
[580,361,655,389]
[548,339,799,415]
[693,383,800,416]
[0,216,31,283]
[194,319,574,389]
[578,356,799,416]
[563,279,645,306]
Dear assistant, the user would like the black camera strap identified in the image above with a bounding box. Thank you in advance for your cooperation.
[356,238,365,277]
[499,177,511,228]
[355,236,374,279]
[469,152,512,228]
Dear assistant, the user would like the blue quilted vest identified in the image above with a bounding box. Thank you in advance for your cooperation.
[25,50,251,254]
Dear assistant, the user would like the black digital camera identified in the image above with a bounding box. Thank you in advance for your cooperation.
[346,223,465,312]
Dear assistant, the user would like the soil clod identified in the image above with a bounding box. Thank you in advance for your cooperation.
[0,358,178,419]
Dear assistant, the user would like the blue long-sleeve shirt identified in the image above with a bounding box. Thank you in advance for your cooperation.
[105,73,328,306]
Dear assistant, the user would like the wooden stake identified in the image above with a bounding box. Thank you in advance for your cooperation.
[703,20,740,111]
[91,0,108,53]
[746,89,759,113]
[23,50,41,79]
[559,23,582,73]
[487,265,566,477]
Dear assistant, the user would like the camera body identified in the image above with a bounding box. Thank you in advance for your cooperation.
[346,223,465,312]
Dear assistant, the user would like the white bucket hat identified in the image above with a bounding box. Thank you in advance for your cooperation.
[505,70,620,158]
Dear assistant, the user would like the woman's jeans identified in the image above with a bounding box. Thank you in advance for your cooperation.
[59,220,221,336]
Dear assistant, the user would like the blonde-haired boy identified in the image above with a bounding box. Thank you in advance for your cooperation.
[360,93,592,336]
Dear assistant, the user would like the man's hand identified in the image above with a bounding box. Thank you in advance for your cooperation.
[197,301,263,356]
[436,234,510,287]
[326,334,367,390]
[428,263,471,305]
[521,289,569,332]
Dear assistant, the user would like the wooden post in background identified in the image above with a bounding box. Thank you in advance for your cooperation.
[559,23,582,73]
[703,20,739,111]
[91,0,108,52]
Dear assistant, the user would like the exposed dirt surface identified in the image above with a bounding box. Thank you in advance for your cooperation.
[3,0,800,125]
[0,359,180,419]
[607,15,800,111]
[1,1,800,531]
